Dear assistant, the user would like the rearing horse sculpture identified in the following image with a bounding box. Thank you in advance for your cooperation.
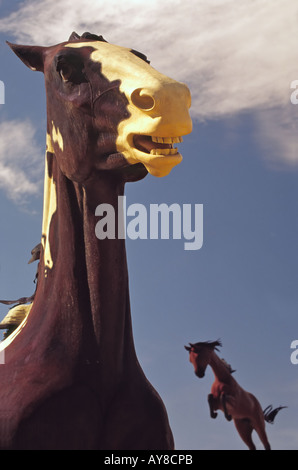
[185,340,286,450]
[0,32,192,450]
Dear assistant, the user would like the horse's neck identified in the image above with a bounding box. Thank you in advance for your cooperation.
[209,351,231,383]
[34,147,135,388]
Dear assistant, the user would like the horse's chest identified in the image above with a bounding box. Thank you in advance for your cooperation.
[211,381,227,398]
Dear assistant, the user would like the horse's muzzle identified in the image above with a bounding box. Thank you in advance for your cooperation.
[195,370,205,378]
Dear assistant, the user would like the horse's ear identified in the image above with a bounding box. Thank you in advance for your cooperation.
[6,42,45,72]
[69,31,81,41]
[184,345,191,351]
[213,339,222,351]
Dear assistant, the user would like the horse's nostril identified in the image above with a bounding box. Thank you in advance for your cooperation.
[131,88,155,111]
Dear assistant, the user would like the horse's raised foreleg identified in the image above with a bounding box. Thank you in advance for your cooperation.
[234,418,256,450]
[207,394,218,419]
[221,393,232,421]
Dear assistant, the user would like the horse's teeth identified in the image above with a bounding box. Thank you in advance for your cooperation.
[151,136,183,143]
[150,148,178,155]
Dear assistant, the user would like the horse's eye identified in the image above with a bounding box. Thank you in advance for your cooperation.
[130,49,150,64]
[56,54,87,84]
[59,63,73,82]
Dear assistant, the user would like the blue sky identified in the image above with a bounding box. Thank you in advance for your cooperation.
[0,0,297,450]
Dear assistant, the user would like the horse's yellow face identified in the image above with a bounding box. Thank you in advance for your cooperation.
[66,40,192,177]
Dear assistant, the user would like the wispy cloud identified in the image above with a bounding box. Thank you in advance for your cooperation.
[0,0,297,171]
[254,105,298,169]
[1,0,296,117]
[0,119,43,203]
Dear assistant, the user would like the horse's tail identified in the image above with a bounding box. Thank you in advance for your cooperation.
[263,405,287,424]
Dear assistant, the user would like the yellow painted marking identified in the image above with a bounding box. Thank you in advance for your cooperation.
[46,132,54,153]
[51,121,64,151]
[41,135,57,275]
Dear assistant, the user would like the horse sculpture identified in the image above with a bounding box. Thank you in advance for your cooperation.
[185,340,286,450]
[0,32,192,450]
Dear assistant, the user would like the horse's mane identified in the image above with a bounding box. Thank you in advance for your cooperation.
[68,32,108,42]
[196,339,222,351]
[185,339,222,353]
[220,357,236,374]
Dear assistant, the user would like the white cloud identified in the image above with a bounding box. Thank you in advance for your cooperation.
[0,120,43,202]
[0,0,297,168]
[1,0,297,118]
[254,105,298,168]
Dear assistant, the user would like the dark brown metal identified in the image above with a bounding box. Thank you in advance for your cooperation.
[0,34,177,450]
